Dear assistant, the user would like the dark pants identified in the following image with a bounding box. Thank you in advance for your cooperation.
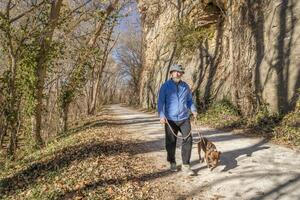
[165,118,192,165]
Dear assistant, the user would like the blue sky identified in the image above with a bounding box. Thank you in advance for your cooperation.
[114,1,141,34]
[111,1,141,64]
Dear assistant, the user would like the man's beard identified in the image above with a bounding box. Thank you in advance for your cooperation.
[173,77,181,83]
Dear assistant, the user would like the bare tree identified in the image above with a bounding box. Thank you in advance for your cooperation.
[87,19,118,115]
[58,0,121,133]
[115,26,142,104]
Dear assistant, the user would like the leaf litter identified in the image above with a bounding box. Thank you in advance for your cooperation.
[0,112,169,200]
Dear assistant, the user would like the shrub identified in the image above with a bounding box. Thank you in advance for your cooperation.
[274,99,300,146]
[198,98,242,129]
[170,17,216,57]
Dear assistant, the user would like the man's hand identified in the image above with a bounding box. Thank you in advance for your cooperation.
[160,117,167,124]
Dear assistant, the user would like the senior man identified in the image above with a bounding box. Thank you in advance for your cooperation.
[157,64,197,175]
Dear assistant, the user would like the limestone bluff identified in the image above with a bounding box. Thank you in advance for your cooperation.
[136,0,300,115]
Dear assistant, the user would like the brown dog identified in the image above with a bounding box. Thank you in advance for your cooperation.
[197,136,221,170]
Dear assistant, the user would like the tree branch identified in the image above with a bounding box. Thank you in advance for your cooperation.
[6,0,12,18]
[87,0,119,47]
[59,0,92,23]
[9,1,46,23]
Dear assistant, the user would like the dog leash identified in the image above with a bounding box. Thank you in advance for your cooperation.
[165,117,203,144]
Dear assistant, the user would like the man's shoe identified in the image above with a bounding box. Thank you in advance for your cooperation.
[170,162,178,172]
[182,164,195,176]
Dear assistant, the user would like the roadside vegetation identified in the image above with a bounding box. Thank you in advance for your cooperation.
[198,98,300,148]
[0,111,165,199]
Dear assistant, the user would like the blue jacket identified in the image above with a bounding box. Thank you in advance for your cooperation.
[157,79,197,121]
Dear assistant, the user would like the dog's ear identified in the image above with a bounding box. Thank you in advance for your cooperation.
[218,151,222,155]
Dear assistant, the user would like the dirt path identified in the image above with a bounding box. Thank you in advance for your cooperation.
[108,104,300,200]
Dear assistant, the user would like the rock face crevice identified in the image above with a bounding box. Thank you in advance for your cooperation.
[137,0,300,115]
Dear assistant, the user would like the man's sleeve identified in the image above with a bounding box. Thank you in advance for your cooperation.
[157,84,166,118]
[187,86,197,113]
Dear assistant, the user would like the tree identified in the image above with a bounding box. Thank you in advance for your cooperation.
[0,0,49,156]
[115,26,142,104]
[86,19,118,115]
[58,0,121,133]
[32,0,64,147]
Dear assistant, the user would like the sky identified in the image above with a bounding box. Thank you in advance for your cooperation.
[111,1,141,65]
[114,1,141,36]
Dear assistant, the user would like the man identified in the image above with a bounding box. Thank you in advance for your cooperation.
[157,64,197,175]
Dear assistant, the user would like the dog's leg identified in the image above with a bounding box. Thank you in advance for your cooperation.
[201,157,204,163]
[205,153,210,168]
[198,143,202,162]
[200,153,204,163]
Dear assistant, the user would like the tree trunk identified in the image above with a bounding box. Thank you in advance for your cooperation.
[59,103,69,134]
[33,53,47,146]
[7,41,19,156]
[7,123,17,158]
[165,43,177,81]
[89,63,105,114]
[0,119,7,148]
[62,104,69,133]
[89,78,100,115]
[88,23,116,114]
[33,0,63,147]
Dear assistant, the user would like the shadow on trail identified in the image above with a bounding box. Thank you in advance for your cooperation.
[157,126,269,173]
[189,127,271,172]
[250,174,300,200]
[65,117,160,138]
[179,170,300,200]
[144,122,271,173]
[189,138,270,173]
[219,138,270,171]
[114,112,155,116]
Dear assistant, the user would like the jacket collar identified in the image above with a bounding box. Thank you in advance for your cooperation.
[170,78,182,85]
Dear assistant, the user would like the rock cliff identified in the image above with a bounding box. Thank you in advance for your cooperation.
[137,0,300,115]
